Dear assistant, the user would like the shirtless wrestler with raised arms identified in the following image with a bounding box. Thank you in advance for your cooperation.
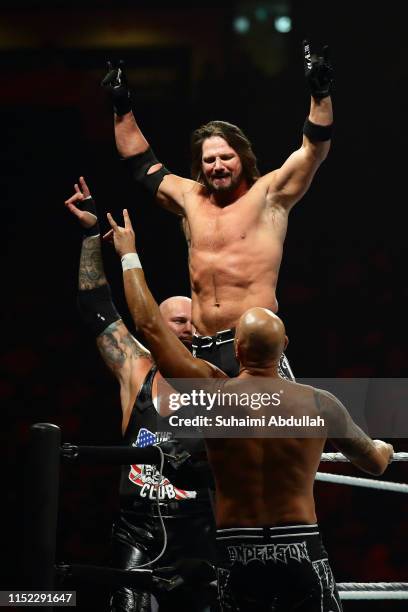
[101,41,333,377]
[104,209,394,611]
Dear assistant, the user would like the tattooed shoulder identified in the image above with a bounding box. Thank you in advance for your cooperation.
[97,321,127,367]
[122,332,151,360]
[97,321,151,370]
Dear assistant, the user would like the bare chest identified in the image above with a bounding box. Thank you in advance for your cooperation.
[187,197,265,251]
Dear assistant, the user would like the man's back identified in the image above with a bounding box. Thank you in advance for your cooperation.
[206,378,325,527]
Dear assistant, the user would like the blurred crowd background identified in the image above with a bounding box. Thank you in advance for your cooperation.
[1,1,407,609]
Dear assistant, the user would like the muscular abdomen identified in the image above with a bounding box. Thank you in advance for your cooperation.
[188,201,286,334]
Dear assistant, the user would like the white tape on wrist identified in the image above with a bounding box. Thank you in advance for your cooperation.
[121,252,142,271]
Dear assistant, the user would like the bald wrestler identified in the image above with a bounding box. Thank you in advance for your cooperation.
[101,41,333,377]
[105,209,394,611]
[65,178,217,612]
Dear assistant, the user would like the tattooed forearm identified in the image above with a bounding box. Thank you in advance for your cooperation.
[333,434,373,461]
[315,388,374,457]
[97,320,151,371]
[78,236,107,290]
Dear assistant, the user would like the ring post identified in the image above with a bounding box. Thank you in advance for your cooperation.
[23,423,61,597]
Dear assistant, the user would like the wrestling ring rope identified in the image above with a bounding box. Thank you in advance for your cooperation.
[321,452,408,462]
[23,423,407,607]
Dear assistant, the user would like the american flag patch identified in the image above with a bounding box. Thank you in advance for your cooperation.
[135,428,157,448]
[128,428,197,500]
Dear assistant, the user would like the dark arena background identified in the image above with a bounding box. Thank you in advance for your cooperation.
[1,0,407,610]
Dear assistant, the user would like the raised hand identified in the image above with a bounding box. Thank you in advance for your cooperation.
[303,40,334,100]
[101,59,132,116]
[104,209,136,257]
[65,177,99,235]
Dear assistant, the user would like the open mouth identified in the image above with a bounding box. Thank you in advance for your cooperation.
[212,174,230,181]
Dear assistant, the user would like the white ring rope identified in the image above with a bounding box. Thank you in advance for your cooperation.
[206,580,408,600]
[321,452,408,462]
[315,471,408,493]
[339,591,408,600]
[337,583,408,600]
[317,456,408,597]
[338,583,408,591]
[318,450,408,492]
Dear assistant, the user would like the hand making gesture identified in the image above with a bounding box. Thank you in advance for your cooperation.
[64,176,99,236]
[105,209,137,258]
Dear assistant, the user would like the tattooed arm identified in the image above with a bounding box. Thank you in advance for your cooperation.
[78,235,107,290]
[66,178,152,419]
[315,388,393,475]
[96,320,152,424]
[96,320,151,381]
[65,176,109,291]
[83,234,152,419]
[79,233,151,364]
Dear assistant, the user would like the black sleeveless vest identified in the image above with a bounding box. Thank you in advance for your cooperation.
[119,366,209,508]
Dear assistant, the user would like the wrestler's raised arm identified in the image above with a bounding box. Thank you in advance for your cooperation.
[101,61,194,216]
[104,209,226,380]
[260,40,333,212]
[65,178,152,418]
[314,388,394,476]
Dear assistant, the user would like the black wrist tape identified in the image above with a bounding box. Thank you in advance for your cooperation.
[123,147,171,195]
[112,88,132,116]
[84,223,100,238]
[78,197,100,237]
[77,284,120,337]
[303,118,333,142]
[311,90,331,101]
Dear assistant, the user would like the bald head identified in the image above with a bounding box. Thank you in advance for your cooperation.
[235,308,287,368]
[159,296,193,345]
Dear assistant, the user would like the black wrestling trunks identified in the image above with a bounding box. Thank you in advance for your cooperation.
[216,524,342,611]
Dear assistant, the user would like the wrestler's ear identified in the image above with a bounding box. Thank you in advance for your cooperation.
[284,335,289,351]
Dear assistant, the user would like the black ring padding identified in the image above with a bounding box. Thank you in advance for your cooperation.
[56,559,216,593]
[60,444,162,464]
[23,423,61,589]
[56,563,153,589]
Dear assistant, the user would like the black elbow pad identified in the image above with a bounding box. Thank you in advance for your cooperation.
[123,147,171,195]
[77,285,120,337]
[303,118,333,142]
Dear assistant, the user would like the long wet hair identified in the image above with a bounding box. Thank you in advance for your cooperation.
[191,120,260,187]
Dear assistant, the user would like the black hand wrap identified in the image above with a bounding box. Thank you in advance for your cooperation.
[303,39,334,100]
[77,284,121,337]
[101,60,132,116]
[123,147,171,195]
[78,196,100,237]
